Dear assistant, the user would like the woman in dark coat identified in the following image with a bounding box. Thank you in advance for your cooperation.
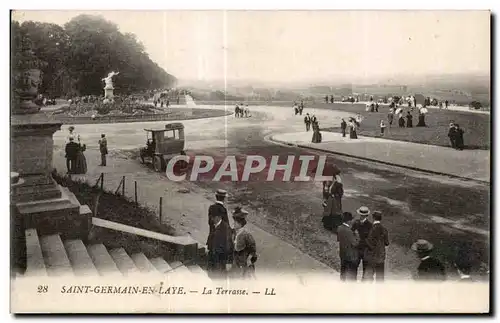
[231,207,257,279]
[311,122,322,143]
[406,112,413,128]
[416,111,426,127]
[398,114,405,128]
[349,119,358,139]
[74,141,87,174]
[322,175,344,230]
[454,124,464,150]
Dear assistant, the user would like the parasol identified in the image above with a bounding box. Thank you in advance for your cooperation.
[420,107,429,114]
[395,107,403,115]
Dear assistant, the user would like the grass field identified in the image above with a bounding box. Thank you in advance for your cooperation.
[316,103,490,150]
[192,99,490,150]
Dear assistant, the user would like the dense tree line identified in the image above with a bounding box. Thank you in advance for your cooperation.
[11,14,177,98]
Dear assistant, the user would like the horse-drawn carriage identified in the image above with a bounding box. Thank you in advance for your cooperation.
[139,122,185,172]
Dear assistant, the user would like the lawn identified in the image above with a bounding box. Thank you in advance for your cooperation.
[315,103,491,150]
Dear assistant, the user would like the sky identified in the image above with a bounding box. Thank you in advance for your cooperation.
[12,10,491,84]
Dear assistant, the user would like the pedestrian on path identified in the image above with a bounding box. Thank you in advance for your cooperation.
[348,118,358,139]
[208,189,229,234]
[231,207,257,279]
[98,134,108,166]
[411,239,446,282]
[398,113,405,128]
[387,110,394,127]
[448,123,457,149]
[311,122,322,143]
[65,137,79,174]
[206,211,233,280]
[364,211,390,282]
[380,120,387,136]
[304,113,311,131]
[454,124,465,150]
[341,118,347,137]
[337,212,360,281]
[352,206,373,281]
[406,111,413,128]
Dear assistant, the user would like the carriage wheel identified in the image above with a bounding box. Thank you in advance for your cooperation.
[153,156,165,172]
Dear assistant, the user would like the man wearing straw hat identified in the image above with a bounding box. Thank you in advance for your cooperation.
[208,189,229,234]
[411,239,446,281]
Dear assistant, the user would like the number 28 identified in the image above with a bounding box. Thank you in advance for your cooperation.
[37,285,48,293]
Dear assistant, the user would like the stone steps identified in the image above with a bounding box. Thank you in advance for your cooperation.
[64,239,99,277]
[23,229,211,282]
[109,248,140,276]
[131,253,160,275]
[40,234,73,277]
[86,244,122,277]
[25,228,47,277]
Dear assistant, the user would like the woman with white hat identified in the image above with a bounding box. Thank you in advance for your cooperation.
[231,207,257,279]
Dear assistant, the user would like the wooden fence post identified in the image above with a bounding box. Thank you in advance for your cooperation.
[134,181,138,205]
[122,176,125,197]
[159,197,163,224]
[100,173,104,191]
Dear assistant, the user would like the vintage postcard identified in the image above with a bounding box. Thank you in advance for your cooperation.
[9,9,490,314]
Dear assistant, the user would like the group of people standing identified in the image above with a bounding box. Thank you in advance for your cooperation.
[320,172,464,282]
[64,126,87,175]
[340,117,360,139]
[234,104,251,118]
[293,100,305,115]
[303,113,323,143]
[205,189,258,280]
[64,126,109,174]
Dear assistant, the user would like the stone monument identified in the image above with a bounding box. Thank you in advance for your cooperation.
[102,71,119,102]
[11,39,91,242]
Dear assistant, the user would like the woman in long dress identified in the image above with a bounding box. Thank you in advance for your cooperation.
[74,138,88,175]
[231,207,257,279]
[349,119,358,139]
[406,112,413,128]
[322,175,344,231]
[74,144,87,174]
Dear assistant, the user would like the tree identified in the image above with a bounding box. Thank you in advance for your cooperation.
[11,14,177,98]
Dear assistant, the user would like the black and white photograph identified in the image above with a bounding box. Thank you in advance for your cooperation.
[8,8,491,314]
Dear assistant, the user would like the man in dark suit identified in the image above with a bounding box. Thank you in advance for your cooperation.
[337,212,359,281]
[208,189,229,234]
[65,137,79,174]
[340,119,347,137]
[411,239,446,282]
[352,206,373,281]
[206,213,233,279]
[364,211,390,282]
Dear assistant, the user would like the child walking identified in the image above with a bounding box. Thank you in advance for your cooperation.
[380,120,387,136]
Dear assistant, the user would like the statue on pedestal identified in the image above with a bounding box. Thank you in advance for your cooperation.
[102,71,119,101]
[102,71,119,90]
